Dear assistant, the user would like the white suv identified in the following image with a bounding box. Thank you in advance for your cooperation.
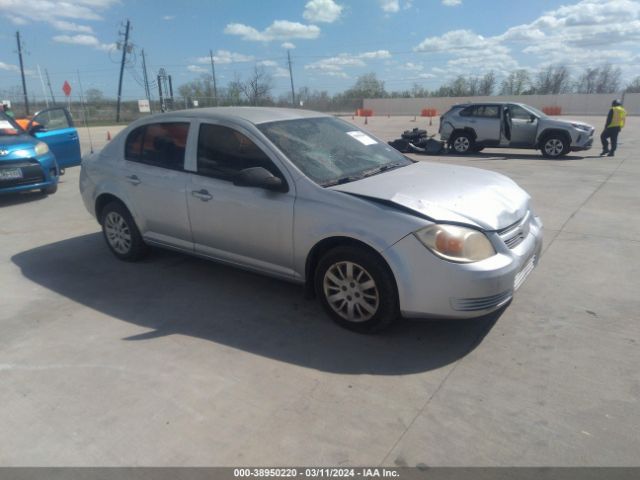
[439,102,594,158]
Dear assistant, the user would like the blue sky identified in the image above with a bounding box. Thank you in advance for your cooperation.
[0,0,639,102]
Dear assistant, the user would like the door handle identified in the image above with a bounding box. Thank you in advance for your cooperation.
[126,174,141,185]
[191,189,212,201]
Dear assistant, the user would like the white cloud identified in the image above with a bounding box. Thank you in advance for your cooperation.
[50,20,94,33]
[442,0,462,6]
[187,65,209,73]
[305,50,392,76]
[196,50,255,64]
[162,15,175,21]
[380,0,399,13]
[402,62,424,71]
[274,67,291,78]
[359,50,391,59]
[224,20,320,42]
[281,42,296,49]
[303,0,343,23]
[0,0,119,23]
[258,60,279,67]
[0,61,20,73]
[418,73,435,79]
[52,34,114,51]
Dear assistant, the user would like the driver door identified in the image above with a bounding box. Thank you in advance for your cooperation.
[28,107,81,168]
[186,121,296,280]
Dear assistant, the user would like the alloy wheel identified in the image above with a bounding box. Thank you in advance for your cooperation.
[544,138,564,157]
[323,261,379,323]
[453,136,470,153]
[104,211,132,255]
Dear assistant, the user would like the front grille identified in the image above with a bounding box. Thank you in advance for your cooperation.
[498,212,531,250]
[451,290,513,312]
[514,255,536,291]
[0,159,45,188]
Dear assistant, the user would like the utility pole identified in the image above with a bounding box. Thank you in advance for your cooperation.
[287,50,296,107]
[45,68,56,105]
[141,49,152,113]
[16,31,29,115]
[209,49,218,106]
[115,19,131,123]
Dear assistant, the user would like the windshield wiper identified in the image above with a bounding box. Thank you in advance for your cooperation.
[321,174,364,187]
[360,161,407,178]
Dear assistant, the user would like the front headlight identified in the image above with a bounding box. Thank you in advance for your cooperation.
[34,142,49,156]
[414,224,496,263]
[571,123,591,132]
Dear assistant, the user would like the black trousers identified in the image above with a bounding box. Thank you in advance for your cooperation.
[600,127,621,153]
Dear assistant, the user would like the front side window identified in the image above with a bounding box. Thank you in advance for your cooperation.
[509,105,533,120]
[197,124,280,180]
[124,122,189,170]
[32,108,72,130]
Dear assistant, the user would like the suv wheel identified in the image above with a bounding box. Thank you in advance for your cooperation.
[451,132,473,154]
[315,246,398,333]
[541,134,569,158]
[100,201,148,261]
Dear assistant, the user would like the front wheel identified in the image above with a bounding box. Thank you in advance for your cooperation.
[315,246,398,333]
[541,135,569,158]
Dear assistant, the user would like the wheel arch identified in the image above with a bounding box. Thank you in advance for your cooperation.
[95,193,131,224]
[450,127,477,142]
[537,128,572,148]
[304,236,398,299]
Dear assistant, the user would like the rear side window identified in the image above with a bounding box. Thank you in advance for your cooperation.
[460,105,499,118]
[124,122,189,171]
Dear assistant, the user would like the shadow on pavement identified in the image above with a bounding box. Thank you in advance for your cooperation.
[12,233,502,375]
[0,190,50,207]
[444,151,587,161]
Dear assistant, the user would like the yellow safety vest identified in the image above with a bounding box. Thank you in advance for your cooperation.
[608,106,626,128]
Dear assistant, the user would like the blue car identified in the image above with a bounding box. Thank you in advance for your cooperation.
[0,107,81,195]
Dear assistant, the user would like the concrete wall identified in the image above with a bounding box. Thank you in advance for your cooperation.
[364,93,640,116]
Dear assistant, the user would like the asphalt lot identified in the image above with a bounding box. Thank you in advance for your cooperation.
[0,114,638,466]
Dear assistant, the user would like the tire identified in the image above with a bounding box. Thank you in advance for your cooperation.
[100,201,148,261]
[450,132,473,154]
[541,134,570,158]
[314,246,398,333]
[41,184,58,195]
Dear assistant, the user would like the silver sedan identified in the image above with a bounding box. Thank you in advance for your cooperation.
[80,107,543,332]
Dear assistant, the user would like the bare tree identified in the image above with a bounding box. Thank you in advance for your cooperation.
[241,66,273,106]
[576,64,622,94]
[478,71,496,96]
[500,69,532,95]
[534,65,572,94]
[625,76,640,93]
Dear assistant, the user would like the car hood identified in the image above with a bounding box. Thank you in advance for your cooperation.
[0,134,38,161]
[329,162,530,230]
[543,118,594,131]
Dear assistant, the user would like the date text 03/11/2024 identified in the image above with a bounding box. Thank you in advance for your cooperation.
[233,468,400,478]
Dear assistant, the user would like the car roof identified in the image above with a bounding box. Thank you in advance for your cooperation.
[153,107,330,125]
[452,101,526,107]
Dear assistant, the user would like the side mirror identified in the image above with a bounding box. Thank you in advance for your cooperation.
[233,167,286,192]
[29,124,45,135]
[529,115,537,123]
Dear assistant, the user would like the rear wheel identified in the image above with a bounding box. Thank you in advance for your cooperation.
[450,132,473,154]
[541,134,569,158]
[100,201,148,261]
[315,246,398,333]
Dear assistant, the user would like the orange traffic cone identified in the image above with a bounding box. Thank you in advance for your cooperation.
[106,131,111,141]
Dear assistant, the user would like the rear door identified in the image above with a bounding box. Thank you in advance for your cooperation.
[506,104,539,147]
[459,105,501,144]
[28,107,81,168]
[121,121,193,250]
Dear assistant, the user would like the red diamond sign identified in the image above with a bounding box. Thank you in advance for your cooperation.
[62,81,71,97]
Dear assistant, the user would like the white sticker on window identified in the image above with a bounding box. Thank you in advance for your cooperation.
[0,121,15,130]
[347,131,377,146]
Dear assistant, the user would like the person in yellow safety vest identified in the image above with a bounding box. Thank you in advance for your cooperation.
[600,99,626,157]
